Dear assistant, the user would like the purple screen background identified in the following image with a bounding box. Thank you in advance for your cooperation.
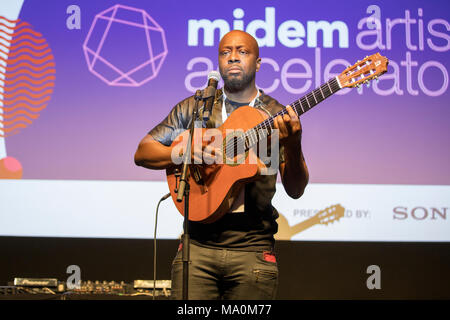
[6,0,450,185]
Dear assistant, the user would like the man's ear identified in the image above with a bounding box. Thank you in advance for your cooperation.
[256,57,262,72]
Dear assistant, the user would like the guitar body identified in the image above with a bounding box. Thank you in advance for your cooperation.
[166,106,269,223]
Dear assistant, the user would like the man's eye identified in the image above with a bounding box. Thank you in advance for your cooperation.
[240,51,248,55]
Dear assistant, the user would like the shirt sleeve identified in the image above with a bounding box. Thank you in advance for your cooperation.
[148,98,191,146]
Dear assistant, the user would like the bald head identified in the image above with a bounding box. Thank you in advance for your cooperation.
[219,30,259,58]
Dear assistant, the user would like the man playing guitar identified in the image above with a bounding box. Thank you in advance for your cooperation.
[134,30,309,300]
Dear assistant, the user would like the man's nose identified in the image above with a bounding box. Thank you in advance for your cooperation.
[228,57,240,64]
[228,51,240,64]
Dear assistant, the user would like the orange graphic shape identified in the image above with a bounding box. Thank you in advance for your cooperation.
[0,16,56,180]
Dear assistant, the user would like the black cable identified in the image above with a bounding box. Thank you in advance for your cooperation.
[153,192,170,300]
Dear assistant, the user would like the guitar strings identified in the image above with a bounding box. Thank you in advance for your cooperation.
[223,78,340,159]
[223,77,341,161]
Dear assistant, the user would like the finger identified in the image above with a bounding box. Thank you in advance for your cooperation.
[204,146,219,161]
[282,113,291,134]
[291,114,302,132]
[215,147,223,160]
[285,106,302,134]
[273,116,279,129]
[286,105,298,119]
[203,153,215,165]
[207,145,224,164]
[277,115,288,138]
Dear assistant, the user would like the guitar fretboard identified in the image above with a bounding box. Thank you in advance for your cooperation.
[242,77,342,150]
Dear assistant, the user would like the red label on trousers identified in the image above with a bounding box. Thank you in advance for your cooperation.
[263,251,276,263]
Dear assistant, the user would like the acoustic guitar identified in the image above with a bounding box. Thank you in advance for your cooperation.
[166,53,389,223]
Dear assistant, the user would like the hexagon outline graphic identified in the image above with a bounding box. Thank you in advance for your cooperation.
[82,4,168,87]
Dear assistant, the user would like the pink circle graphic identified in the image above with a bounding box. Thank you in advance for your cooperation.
[3,156,22,172]
[0,156,22,179]
[82,4,168,87]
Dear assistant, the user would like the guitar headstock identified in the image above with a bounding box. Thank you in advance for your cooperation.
[316,204,345,225]
[337,53,389,88]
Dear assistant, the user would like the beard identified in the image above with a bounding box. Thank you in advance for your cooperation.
[220,69,256,93]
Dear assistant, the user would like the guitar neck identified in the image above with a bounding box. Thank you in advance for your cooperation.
[244,77,341,148]
[289,76,341,117]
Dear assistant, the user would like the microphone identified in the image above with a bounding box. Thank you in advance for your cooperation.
[202,71,220,122]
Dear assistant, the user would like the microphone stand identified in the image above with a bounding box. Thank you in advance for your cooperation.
[177,89,202,300]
